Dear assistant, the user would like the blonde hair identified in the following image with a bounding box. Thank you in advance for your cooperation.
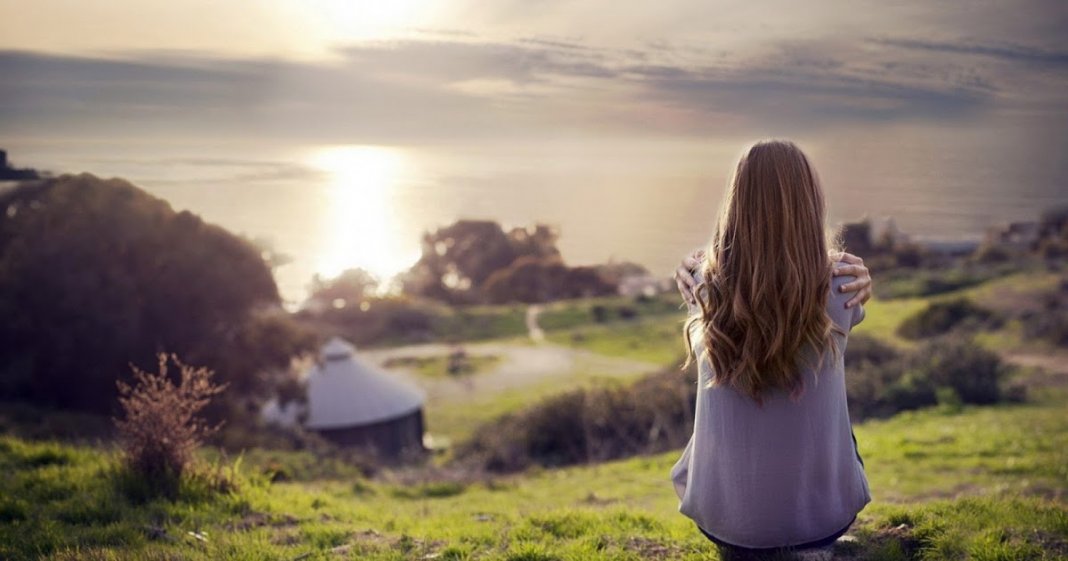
[684,139,844,403]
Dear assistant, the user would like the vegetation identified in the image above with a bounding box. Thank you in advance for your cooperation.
[397,220,618,305]
[896,298,998,340]
[298,291,683,349]
[2,387,1066,560]
[453,365,695,472]
[547,316,685,365]
[2,180,1068,558]
[383,350,502,378]
[114,354,226,496]
[874,263,1019,299]
[0,174,315,420]
[846,334,1018,419]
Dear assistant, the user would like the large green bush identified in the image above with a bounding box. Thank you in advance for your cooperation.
[846,334,1010,418]
[896,297,998,339]
[453,365,695,473]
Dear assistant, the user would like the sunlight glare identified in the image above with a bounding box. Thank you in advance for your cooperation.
[310,146,419,285]
[308,0,438,40]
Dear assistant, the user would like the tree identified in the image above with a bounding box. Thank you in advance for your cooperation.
[482,256,616,304]
[306,268,379,308]
[0,174,314,417]
[399,220,567,304]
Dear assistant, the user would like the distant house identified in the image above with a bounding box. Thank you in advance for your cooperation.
[617,274,672,298]
[840,219,874,255]
[985,221,1040,253]
[0,150,41,181]
[263,337,427,461]
[919,238,981,257]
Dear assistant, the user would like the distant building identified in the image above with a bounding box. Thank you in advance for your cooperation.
[617,274,672,298]
[263,337,427,461]
[984,221,1040,253]
[0,149,42,181]
[917,237,981,257]
[840,219,874,254]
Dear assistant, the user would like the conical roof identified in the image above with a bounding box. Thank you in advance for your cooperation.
[304,337,425,429]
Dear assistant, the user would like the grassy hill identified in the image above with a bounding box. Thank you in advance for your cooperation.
[2,388,1066,560]
[3,266,1067,560]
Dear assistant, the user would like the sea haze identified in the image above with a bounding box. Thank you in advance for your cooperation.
[6,115,1067,305]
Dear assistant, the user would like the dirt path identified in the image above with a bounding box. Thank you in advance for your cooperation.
[1003,351,1068,389]
[526,305,545,342]
[362,340,660,404]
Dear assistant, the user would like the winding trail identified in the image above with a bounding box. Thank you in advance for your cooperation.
[363,340,660,405]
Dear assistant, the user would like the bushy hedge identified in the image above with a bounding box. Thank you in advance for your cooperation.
[897,297,999,340]
[452,365,696,473]
[456,334,1016,473]
[1020,280,1068,347]
[846,334,1012,419]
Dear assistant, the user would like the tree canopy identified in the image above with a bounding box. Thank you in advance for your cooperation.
[397,219,613,304]
[0,174,314,416]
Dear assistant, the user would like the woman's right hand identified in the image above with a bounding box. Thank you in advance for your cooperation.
[674,248,705,307]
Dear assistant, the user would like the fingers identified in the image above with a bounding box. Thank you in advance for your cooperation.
[675,267,697,305]
[839,277,871,292]
[838,252,862,265]
[682,256,700,270]
[846,287,871,308]
[832,264,866,278]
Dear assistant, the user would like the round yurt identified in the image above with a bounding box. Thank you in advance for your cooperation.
[302,337,426,461]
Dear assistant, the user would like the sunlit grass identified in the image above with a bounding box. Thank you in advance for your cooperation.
[4,389,1067,560]
[4,269,1068,559]
[546,316,686,367]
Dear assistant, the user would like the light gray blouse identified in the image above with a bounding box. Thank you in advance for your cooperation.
[670,260,871,548]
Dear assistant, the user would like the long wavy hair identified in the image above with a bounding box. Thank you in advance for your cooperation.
[683,139,845,403]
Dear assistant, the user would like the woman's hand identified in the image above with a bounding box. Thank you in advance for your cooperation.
[833,252,873,308]
[674,248,705,307]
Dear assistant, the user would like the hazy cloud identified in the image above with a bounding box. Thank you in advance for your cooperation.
[0,30,1064,143]
[870,37,1068,66]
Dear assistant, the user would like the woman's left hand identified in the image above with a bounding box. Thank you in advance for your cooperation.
[833,252,873,308]
[674,248,705,307]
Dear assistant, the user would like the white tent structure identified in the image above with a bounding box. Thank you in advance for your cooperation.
[264,337,426,460]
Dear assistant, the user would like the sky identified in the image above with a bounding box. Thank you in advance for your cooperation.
[1,0,1066,148]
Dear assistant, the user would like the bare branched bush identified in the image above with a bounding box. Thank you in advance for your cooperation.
[114,353,227,485]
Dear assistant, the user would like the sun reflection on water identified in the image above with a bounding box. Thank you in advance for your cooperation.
[309,145,419,284]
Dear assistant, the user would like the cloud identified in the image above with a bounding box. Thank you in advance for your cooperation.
[0,31,1061,144]
[871,37,1068,66]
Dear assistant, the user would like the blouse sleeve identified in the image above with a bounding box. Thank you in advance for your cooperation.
[850,302,866,329]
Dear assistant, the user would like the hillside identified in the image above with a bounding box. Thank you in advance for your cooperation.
[2,387,1066,560]
[2,265,1068,560]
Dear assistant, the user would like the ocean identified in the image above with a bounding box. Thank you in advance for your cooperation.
[6,119,1067,306]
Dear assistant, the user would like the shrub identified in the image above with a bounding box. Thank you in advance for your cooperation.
[847,334,1009,419]
[844,336,908,419]
[897,298,997,339]
[114,353,226,492]
[910,336,1005,405]
[453,365,695,472]
[1022,311,1068,347]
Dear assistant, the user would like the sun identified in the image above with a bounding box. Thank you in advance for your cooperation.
[309,145,418,283]
[307,0,439,40]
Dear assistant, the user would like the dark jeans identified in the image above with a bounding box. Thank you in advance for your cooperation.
[696,515,855,554]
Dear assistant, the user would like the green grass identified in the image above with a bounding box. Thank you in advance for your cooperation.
[545,316,686,366]
[537,268,1066,361]
[852,297,929,347]
[355,293,685,348]
[536,293,683,331]
[4,389,1066,560]
[425,368,656,444]
[5,269,1068,560]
